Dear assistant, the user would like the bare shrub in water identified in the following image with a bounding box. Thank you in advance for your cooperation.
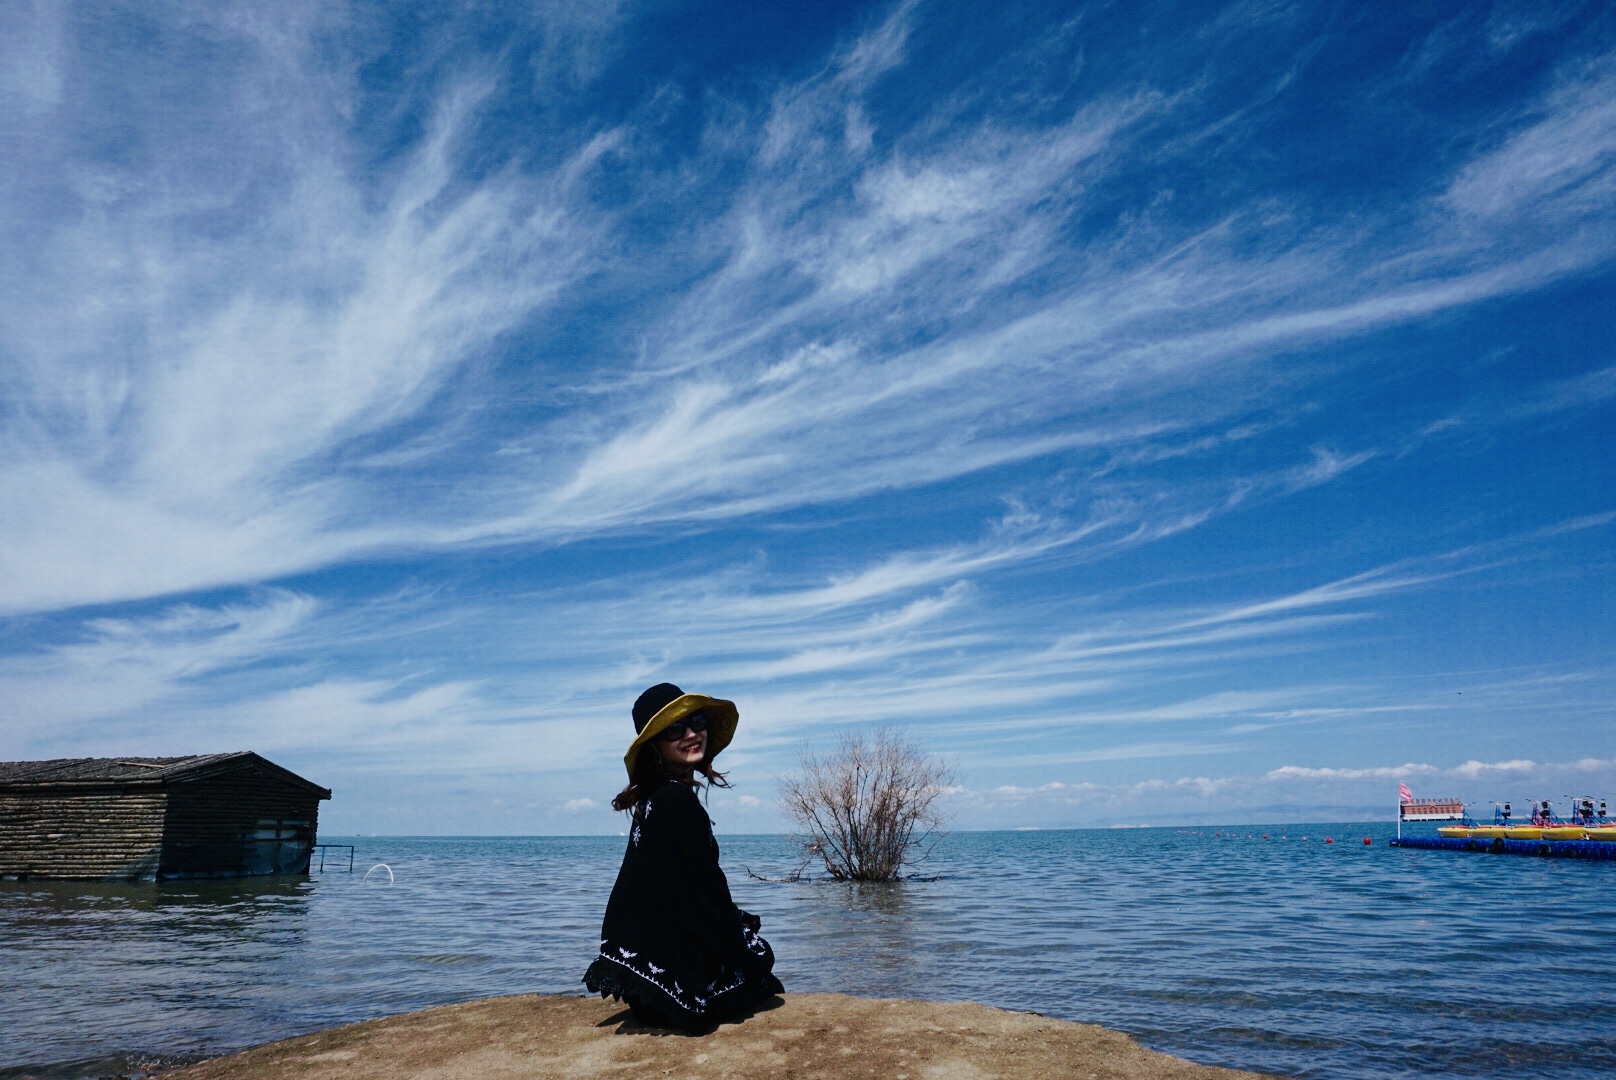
[779,728,953,882]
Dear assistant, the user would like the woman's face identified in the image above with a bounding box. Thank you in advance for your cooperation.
[656,719,708,771]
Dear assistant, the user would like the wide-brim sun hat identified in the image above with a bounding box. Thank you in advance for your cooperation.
[624,682,739,779]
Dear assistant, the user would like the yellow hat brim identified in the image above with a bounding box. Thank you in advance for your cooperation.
[623,693,739,779]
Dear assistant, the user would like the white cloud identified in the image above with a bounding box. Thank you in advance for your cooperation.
[1175,776,1240,797]
[1266,763,1440,781]
[957,753,1616,825]
[0,18,596,615]
[1264,757,1607,783]
[1446,63,1616,222]
[1448,758,1538,778]
[2,9,1609,627]
[1,6,1612,833]
[1284,448,1376,491]
[0,591,318,746]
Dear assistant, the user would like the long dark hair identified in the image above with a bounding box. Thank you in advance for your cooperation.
[612,739,730,814]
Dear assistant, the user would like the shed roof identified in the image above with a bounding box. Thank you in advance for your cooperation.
[0,752,330,797]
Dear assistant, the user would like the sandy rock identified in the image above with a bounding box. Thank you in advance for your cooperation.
[173,993,1273,1080]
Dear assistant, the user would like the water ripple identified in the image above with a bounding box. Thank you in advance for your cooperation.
[3,825,1615,1078]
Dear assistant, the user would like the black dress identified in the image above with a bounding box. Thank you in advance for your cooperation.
[582,779,783,1029]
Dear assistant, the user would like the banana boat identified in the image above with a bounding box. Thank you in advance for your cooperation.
[1438,824,1590,840]
[1439,825,1543,839]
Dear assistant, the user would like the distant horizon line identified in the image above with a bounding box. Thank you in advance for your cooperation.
[317,820,1395,839]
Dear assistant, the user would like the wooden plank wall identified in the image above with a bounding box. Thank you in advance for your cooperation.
[0,791,167,881]
[160,772,322,878]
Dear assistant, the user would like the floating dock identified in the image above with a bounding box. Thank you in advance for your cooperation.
[1392,835,1616,860]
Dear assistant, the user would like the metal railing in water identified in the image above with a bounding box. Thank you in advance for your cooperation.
[311,844,356,873]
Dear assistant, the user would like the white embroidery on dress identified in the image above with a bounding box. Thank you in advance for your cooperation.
[594,941,753,1017]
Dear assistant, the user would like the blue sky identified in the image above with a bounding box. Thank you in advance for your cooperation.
[2,0,1612,834]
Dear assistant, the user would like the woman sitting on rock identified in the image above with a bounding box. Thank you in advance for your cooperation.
[583,683,784,1031]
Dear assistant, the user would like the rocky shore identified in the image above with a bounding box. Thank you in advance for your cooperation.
[170,993,1274,1079]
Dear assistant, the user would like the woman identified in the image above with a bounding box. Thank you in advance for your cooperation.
[582,682,783,1031]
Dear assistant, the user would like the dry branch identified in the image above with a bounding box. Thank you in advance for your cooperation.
[778,728,952,882]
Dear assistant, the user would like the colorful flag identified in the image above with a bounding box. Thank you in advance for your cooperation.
[1399,782,1413,803]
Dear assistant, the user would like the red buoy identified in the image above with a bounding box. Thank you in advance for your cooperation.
[1325,837,1333,844]
[1363,837,1372,845]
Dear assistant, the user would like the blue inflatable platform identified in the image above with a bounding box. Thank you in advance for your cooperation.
[1391,835,1616,860]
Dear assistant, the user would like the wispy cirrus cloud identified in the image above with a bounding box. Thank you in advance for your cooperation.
[1266,763,1440,781]
[0,8,598,615]
[5,9,1614,621]
[0,591,318,746]
[2,522,1610,830]
[1445,62,1616,224]
[2,3,1613,831]
[0,523,1457,765]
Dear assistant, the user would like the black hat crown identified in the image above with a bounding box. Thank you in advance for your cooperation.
[632,683,684,733]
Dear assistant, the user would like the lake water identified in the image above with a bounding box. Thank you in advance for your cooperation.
[4,823,1614,1079]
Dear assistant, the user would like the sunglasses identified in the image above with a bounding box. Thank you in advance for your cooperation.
[657,713,709,741]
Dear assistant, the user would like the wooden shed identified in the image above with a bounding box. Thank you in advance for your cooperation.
[0,752,331,882]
